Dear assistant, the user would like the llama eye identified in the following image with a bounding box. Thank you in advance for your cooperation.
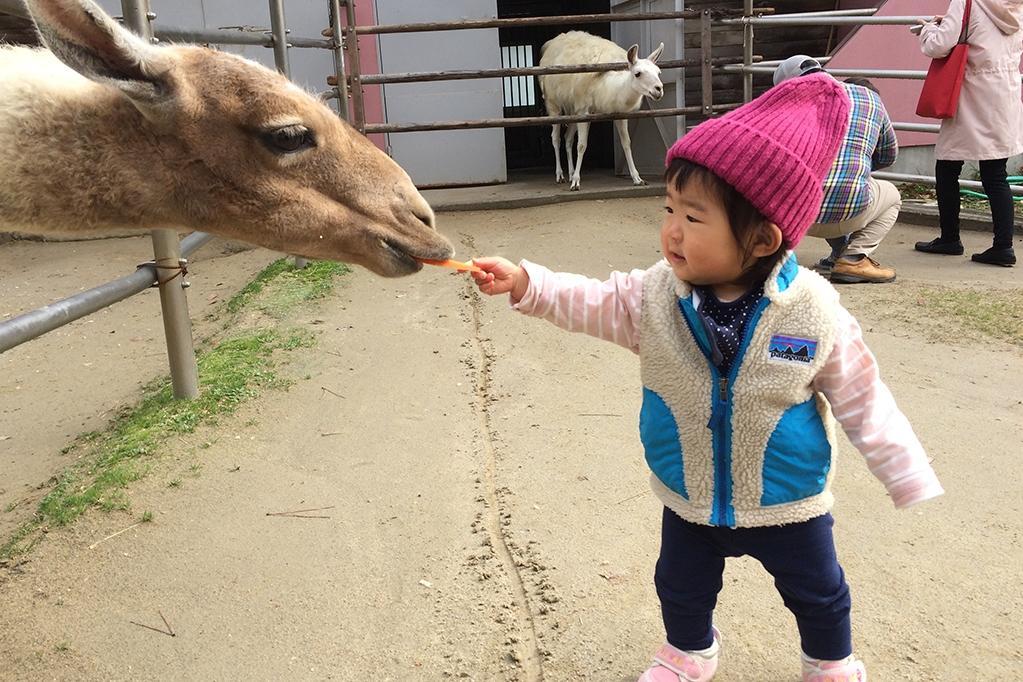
[634,72,641,78]
[262,126,315,154]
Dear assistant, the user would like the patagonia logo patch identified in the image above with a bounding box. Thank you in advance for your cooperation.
[768,334,818,365]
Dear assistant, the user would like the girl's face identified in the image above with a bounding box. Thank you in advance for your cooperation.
[661,178,749,289]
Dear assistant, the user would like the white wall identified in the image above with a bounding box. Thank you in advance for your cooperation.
[373,0,506,185]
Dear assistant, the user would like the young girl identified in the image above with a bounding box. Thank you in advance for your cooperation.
[469,73,943,682]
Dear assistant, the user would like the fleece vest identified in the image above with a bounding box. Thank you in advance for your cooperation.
[639,255,840,528]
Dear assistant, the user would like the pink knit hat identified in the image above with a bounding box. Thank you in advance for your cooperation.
[665,73,850,247]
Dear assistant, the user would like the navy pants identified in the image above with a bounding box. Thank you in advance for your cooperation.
[655,507,852,661]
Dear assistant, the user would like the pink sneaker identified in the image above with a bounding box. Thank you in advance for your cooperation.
[801,653,867,682]
[637,628,720,682]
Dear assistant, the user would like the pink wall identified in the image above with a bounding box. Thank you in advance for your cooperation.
[348,3,387,150]
[828,0,950,147]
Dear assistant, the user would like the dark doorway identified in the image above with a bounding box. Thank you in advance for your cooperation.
[497,0,614,172]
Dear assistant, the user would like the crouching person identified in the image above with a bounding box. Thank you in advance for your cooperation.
[774,57,902,284]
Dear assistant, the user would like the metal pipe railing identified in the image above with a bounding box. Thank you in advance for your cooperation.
[893,122,941,133]
[330,55,754,87]
[364,103,741,135]
[723,65,927,80]
[723,16,925,26]
[876,172,1023,197]
[349,9,759,36]
[783,9,878,18]
[153,26,331,49]
[0,233,214,355]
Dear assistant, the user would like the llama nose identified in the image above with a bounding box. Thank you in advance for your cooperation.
[653,86,664,99]
[396,186,436,230]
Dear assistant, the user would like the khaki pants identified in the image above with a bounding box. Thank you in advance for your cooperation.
[808,178,901,258]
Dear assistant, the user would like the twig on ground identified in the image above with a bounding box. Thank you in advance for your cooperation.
[88,521,143,550]
[614,491,646,505]
[320,386,344,399]
[320,431,344,437]
[266,505,335,519]
[159,610,176,637]
[578,413,623,417]
[129,614,175,637]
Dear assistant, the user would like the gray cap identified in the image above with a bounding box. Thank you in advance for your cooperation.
[773,55,824,86]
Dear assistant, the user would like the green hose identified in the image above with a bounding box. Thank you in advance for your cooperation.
[960,176,1023,201]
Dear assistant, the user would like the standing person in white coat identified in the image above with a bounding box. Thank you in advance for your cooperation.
[914,0,1023,267]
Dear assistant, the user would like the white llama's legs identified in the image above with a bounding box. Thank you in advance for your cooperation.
[615,119,645,185]
[565,123,577,182]
[569,122,590,191]
[551,122,565,183]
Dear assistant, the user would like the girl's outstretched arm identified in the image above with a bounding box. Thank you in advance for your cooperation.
[473,258,645,353]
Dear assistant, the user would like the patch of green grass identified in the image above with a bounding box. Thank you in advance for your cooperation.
[168,479,182,488]
[917,287,1023,346]
[141,510,154,523]
[54,642,70,653]
[226,259,350,314]
[2,329,312,560]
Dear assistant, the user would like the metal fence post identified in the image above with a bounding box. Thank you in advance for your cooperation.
[742,0,753,103]
[700,9,712,117]
[121,0,200,399]
[268,0,308,269]
[343,0,367,132]
[329,0,350,121]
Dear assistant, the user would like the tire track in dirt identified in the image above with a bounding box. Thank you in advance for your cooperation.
[460,237,544,681]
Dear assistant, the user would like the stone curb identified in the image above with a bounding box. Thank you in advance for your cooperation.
[897,201,1023,235]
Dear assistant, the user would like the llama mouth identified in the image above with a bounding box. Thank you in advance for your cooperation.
[378,238,423,271]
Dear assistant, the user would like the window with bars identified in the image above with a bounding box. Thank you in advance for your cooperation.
[501,44,537,111]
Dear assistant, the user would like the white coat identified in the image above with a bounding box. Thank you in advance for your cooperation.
[919,0,1023,160]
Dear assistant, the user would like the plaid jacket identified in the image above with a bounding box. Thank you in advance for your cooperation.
[817,84,898,224]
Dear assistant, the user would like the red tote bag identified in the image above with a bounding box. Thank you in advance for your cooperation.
[916,0,972,119]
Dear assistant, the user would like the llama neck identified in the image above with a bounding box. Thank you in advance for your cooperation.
[0,49,182,235]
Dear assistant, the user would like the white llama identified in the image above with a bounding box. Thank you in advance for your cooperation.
[0,0,454,277]
[538,31,664,190]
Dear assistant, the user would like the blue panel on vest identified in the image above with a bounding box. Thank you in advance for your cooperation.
[761,397,831,505]
[640,387,688,499]
[776,253,799,293]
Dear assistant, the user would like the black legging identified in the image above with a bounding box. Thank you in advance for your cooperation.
[935,158,1015,249]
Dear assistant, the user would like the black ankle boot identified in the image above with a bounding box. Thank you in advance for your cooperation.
[971,247,1017,266]
[915,238,965,255]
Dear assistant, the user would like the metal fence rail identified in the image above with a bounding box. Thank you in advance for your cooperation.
[0,233,214,354]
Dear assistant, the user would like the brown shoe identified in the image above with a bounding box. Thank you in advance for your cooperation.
[829,256,896,284]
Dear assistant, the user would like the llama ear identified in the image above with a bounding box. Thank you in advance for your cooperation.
[26,0,171,104]
[648,42,664,63]
[626,44,639,65]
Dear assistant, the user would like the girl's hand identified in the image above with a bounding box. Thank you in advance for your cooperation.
[470,257,529,301]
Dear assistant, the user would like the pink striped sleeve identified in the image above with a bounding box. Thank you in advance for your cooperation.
[814,307,944,508]
[510,260,645,353]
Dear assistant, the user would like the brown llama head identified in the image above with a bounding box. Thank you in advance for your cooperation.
[22,0,454,276]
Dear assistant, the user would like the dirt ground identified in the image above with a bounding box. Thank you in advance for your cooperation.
[1,197,1022,681]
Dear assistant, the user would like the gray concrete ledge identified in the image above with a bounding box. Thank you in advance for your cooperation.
[426,170,1023,236]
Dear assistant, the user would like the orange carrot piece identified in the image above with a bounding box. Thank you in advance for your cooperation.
[417,258,484,273]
